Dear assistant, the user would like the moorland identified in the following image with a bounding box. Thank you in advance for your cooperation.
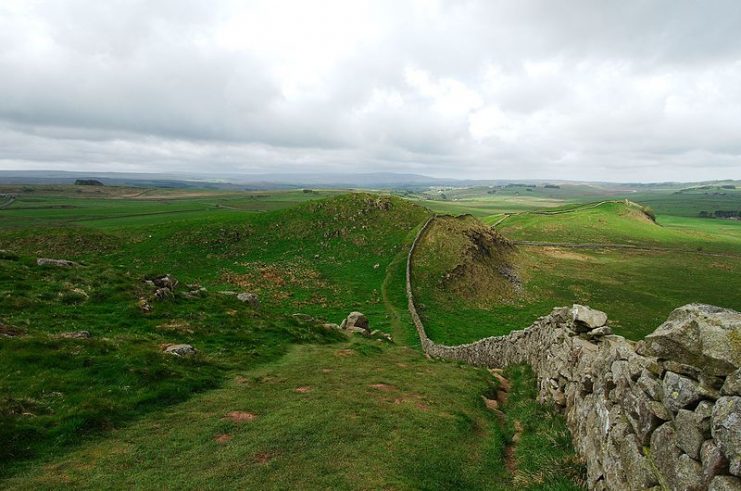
[1,180,739,489]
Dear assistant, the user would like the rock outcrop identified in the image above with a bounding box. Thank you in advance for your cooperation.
[340,311,370,334]
[37,258,80,268]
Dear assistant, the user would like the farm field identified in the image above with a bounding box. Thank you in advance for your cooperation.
[0,187,583,489]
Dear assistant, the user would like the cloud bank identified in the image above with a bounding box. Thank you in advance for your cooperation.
[1,0,740,181]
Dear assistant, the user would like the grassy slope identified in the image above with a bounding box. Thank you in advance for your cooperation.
[413,202,741,344]
[1,189,584,489]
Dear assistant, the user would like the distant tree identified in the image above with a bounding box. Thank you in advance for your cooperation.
[75,179,103,186]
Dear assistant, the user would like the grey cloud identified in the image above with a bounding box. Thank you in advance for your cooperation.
[0,0,740,180]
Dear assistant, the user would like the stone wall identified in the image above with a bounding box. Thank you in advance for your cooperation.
[406,217,741,490]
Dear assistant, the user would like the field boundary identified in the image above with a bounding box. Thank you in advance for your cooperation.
[404,214,740,489]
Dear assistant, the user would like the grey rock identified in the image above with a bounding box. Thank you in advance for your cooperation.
[675,407,711,459]
[163,344,196,357]
[640,304,741,376]
[154,287,174,301]
[37,257,80,267]
[675,454,706,491]
[712,396,741,476]
[722,369,741,396]
[585,326,613,340]
[709,475,741,491]
[341,312,369,332]
[237,292,260,308]
[663,371,703,413]
[701,440,729,486]
[151,274,178,290]
[573,304,608,331]
[638,370,664,400]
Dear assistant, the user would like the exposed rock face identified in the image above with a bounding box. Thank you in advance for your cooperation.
[639,303,741,376]
[163,344,197,357]
[712,396,741,476]
[340,312,369,333]
[237,292,260,308]
[37,257,80,268]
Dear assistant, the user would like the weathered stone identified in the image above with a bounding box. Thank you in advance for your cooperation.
[37,257,79,267]
[622,389,662,446]
[651,423,684,489]
[341,312,369,332]
[572,304,608,331]
[712,396,741,476]
[663,371,703,413]
[675,407,711,459]
[722,369,741,396]
[237,292,259,308]
[640,304,741,376]
[154,287,174,301]
[584,326,613,340]
[137,297,152,313]
[701,440,729,486]
[676,454,706,491]
[638,370,664,400]
[709,475,741,491]
[151,274,178,290]
[163,344,196,357]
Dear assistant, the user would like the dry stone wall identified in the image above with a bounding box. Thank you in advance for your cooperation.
[406,217,741,491]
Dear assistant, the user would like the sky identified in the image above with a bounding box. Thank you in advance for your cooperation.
[1,0,740,182]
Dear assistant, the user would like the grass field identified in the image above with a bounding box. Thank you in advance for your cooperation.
[0,186,584,489]
[412,200,741,344]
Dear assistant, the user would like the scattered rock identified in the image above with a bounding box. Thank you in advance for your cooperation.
[482,396,499,411]
[373,263,380,269]
[162,344,197,357]
[639,304,741,376]
[292,313,314,323]
[154,287,174,301]
[370,329,393,342]
[58,331,91,339]
[37,257,79,268]
[340,312,369,333]
[237,292,259,308]
[711,396,741,476]
[137,297,152,313]
[572,304,608,331]
[151,274,178,290]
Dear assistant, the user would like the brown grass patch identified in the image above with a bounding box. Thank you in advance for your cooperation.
[253,452,275,464]
[225,411,257,422]
[369,383,397,392]
[539,247,594,262]
[214,434,232,444]
[294,386,312,393]
[157,319,194,334]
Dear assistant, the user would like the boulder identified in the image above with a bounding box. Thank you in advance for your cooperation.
[340,312,369,332]
[151,274,178,290]
[572,304,608,331]
[712,396,741,476]
[163,344,197,357]
[37,257,79,268]
[237,292,260,308]
[639,304,741,376]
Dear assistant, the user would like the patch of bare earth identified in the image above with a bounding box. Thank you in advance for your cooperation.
[335,348,355,357]
[214,434,232,444]
[294,386,312,393]
[225,411,257,423]
[505,420,523,478]
[253,452,275,464]
[540,247,594,262]
[369,383,397,392]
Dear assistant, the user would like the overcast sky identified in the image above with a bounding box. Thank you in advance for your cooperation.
[1,0,740,181]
